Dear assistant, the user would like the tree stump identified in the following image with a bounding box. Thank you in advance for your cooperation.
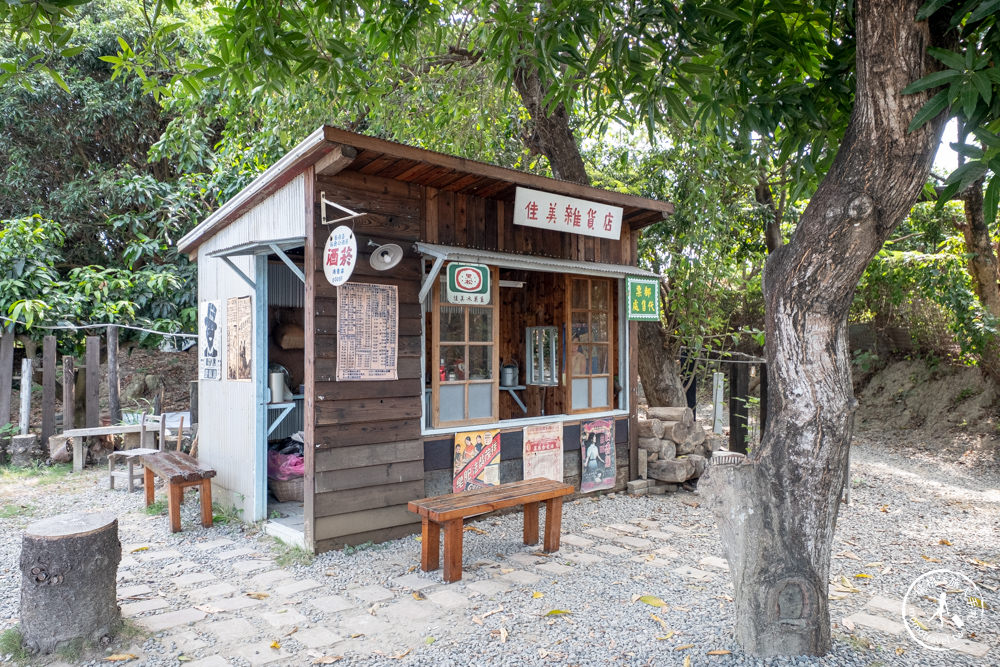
[9,434,41,466]
[20,512,121,654]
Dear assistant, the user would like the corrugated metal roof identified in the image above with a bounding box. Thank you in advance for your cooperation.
[414,242,659,279]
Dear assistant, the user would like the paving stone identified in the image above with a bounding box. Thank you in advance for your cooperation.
[866,595,922,618]
[117,557,139,570]
[192,538,236,551]
[632,556,673,568]
[698,556,730,572]
[635,519,661,529]
[210,596,263,612]
[273,578,323,597]
[653,523,685,534]
[136,608,207,632]
[163,630,208,652]
[390,573,438,591]
[607,523,642,535]
[583,527,618,540]
[923,632,990,657]
[203,618,256,642]
[595,544,629,556]
[337,612,391,635]
[293,627,344,649]
[505,552,543,567]
[843,612,905,636]
[348,584,395,603]
[467,578,512,596]
[171,572,218,588]
[185,657,230,667]
[655,546,681,558]
[120,598,170,616]
[426,589,470,609]
[645,531,676,541]
[536,562,573,576]
[249,569,295,587]
[564,551,604,566]
[260,608,309,628]
[560,534,595,548]
[311,594,355,614]
[499,569,541,586]
[160,560,202,577]
[231,559,274,574]
[672,566,713,582]
[137,548,184,563]
[187,583,238,602]
[614,536,654,550]
[217,547,256,560]
[227,641,294,666]
[118,584,153,598]
[381,598,438,625]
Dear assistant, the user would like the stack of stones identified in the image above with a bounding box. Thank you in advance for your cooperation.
[628,406,723,495]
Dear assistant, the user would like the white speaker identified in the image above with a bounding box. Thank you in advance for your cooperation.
[368,243,403,271]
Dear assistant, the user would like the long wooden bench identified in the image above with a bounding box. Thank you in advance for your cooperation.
[407,478,574,582]
[140,451,216,533]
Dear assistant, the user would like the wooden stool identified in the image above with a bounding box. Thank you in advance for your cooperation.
[140,451,216,533]
[108,448,159,492]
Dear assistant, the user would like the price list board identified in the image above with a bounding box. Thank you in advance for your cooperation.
[336,283,399,381]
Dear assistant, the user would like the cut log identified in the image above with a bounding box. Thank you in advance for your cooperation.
[647,457,695,483]
[659,420,696,444]
[636,419,665,440]
[47,434,71,463]
[9,434,41,466]
[677,428,707,456]
[638,437,661,451]
[658,440,676,460]
[20,512,121,654]
[646,406,693,425]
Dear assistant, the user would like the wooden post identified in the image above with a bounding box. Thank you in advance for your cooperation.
[711,371,725,434]
[420,519,440,571]
[0,331,13,428]
[543,496,564,552]
[85,336,99,428]
[19,357,32,435]
[62,356,75,432]
[188,380,198,425]
[523,501,539,545]
[729,363,749,455]
[107,325,120,425]
[41,336,56,444]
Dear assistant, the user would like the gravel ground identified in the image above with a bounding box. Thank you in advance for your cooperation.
[0,429,997,667]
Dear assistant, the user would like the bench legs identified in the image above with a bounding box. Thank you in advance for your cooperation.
[143,470,213,533]
[443,519,463,583]
[420,519,440,572]
[143,466,155,507]
[200,479,213,528]
[543,497,564,553]
[167,483,183,533]
[523,502,539,545]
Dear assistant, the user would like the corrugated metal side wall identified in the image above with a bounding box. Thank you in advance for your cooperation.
[197,174,306,521]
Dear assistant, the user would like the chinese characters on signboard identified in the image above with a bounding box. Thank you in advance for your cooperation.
[323,225,357,286]
[580,418,615,493]
[523,423,563,482]
[626,277,660,321]
[199,300,221,381]
[446,263,491,305]
[453,429,501,492]
[336,282,398,381]
[513,186,623,240]
[226,296,252,381]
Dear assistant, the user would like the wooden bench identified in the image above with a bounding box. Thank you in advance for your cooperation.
[408,478,574,582]
[140,451,216,533]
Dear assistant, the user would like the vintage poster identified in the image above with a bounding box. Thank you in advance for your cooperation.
[453,429,501,493]
[226,296,252,381]
[580,418,615,493]
[523,423,563,482]
[336,283,398,381]
[199,300,221,381]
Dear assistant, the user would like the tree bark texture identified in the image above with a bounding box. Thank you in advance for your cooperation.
[636,320,686,407]
[700,1,952,656]
[20,512,121,653]
[956,181,1000,382]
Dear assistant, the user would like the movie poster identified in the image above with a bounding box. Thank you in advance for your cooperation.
[226,295,252,381]
[523,423,563,482]
[580,418,615,493]
[453,429,501,492]
[199,300,221,381]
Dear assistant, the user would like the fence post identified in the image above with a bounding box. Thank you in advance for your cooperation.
[41,336,56,444]
[729,363,749,454]
[19,357,32,435]
[85,336,100,428]
[107,325,120,425]
[62,356,75,432]
[711,371,725,434]
[0,331,13,428]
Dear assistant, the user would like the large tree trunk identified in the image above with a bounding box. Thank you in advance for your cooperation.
[955,180,1000,383]
[700,0,951,656]
[636,320,686,407]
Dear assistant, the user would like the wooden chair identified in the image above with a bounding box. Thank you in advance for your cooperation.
[139,412,165,451]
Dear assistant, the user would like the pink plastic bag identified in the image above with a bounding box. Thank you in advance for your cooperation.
[268,451,304,480]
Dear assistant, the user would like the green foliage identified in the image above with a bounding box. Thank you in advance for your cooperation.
[272,538,314,567]
[211,502,242,525]
[0,627,28,663]
[0,462,72,482]
[145,499,167,516]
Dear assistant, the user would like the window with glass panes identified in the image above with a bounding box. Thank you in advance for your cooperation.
[431,274,498,427]
[566,277,613,412]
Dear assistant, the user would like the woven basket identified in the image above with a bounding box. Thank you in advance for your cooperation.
[268,476,303,503]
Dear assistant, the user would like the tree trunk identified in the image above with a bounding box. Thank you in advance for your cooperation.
[636,320,686,407]
[699,0,952,656]
[755,177,783,253]
[955,181,1000,382]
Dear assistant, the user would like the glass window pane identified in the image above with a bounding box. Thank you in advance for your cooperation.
[591,345,608,374]
[571,343,589,376]
[468,345,493,380]
[571,279,588,309]
[591,280,609,311]
[469,308,493,342]
[439,385,465,422]
[468,383,493,419]
[592,311,608,342]
[440,306,465,342]
[442,345,466,380]
[571,312,589,343]
[572,378,590,410]
[591,377,609,407]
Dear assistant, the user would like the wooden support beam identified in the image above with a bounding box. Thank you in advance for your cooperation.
[85,336,100,428]
[41,336,56,444]
[62,356,75,432]
[315,144,357,177]
[107,325,120,424]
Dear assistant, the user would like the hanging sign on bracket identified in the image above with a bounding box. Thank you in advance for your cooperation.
[446,263,491,304]
[323,225,357,286]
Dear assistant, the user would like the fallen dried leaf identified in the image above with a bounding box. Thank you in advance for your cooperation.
[246,592,269,599]
[414,536,422,542]
[129,546,149,553]
[500,627,508,643]
[881,566,893,575]
[842,617,856,631]
[325,569,337,577]
[828,593,848,601]
[630,594,641,603]
[545,609,571,616]
[412,591,426,601]
[854,573,871,579]
[706,650,732,655]
[837,551,861,560]
[391,649,411,659]
[464,525,487,534]
[911,617,929,631]
[177,658,192,663]
[269,641,281,649]
[425,637,435,645]
[880,505,889,513]
[104,655,137,662]
[532,591,544,599]
[637,595,667,608]
[500,568,514,574]
[656,631,675,640]
[283,627,298,636]
[471,616,483,625]
[482,606,503,618]
[675,644,694,650]
[683,656,691,667]
[939,538,952,546]
[650,613,669,631]
[311,657,343,665]
[682,501,699,508]
[895,647,905,656]
[920,555,942,563]
[407,565,417,573]
[863,562,883,567]
[349,633,363,639]
[193,604,222,614]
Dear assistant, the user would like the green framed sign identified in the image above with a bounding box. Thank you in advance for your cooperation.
[446,263,491,305]
[627,277,660,321]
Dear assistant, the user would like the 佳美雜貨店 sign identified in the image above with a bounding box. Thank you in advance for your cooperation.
[513,186,623,240]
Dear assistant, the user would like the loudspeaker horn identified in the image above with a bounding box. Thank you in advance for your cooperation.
[368,243,403,271]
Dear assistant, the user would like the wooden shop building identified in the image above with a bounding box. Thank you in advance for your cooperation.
[177,126,673,552]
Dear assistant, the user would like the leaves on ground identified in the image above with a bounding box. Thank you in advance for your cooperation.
[391,649,411,659]
[939,538,952,546]
[246,591,269,599]
[650,613,669,632]
[636,594,667,608]
[911,617,929,631]
[424,636,435,645]
[177,657,191,663]
[675,644,694,650]
[412,591,426,600]
[104,655,137,662]
[129,546,149,553]
[920,554,942,563]
[464,525,487,534]
[836,551,860,560]
[545,609,571,616]
[707,649,731,655]
[532,591,544,598]
[854,573,871,579]
[269,641,281,649]
[312,657,342,665]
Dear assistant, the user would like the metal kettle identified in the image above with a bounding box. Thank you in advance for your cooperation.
[500,360,519,387]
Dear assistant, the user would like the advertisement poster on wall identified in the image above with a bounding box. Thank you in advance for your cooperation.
[523,423,563,482]
[199,300,221,381]
[226,295,252,381]
[580,418,615,493]
[453,429,500,492]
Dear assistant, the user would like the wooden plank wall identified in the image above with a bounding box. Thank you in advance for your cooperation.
[310,171,426,551]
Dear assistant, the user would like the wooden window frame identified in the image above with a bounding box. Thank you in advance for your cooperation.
[430,267,500,428]
[565,275,614,414]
